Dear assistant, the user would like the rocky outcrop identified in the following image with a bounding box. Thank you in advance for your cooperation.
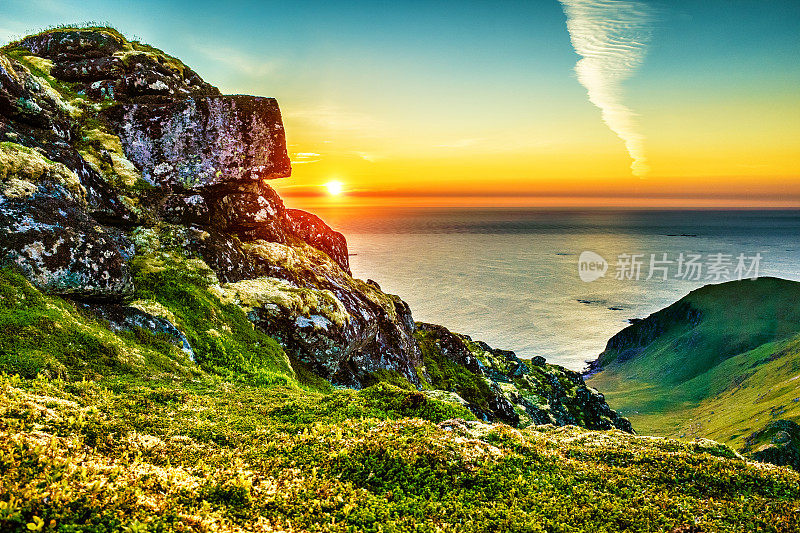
[103,96,291,187]
[743,420,800,471]
[0,142,134,298]
[415,323,633,431]
[0,27,632,432]
[211,240,422,386]
[284,209,350,274]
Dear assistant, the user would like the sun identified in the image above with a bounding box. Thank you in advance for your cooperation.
[324,180,344,196]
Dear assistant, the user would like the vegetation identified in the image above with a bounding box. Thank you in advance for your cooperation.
[2,264,799,531]
[587,277,800,451]
[415,328,496,410]
[1,372,798,532]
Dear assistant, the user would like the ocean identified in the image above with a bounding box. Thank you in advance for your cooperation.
[308,208,800,371]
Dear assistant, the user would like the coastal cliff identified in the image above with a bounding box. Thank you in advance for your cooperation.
[0,27,628,430]
[0,27,797,532]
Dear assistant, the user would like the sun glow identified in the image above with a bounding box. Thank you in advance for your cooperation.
[325,180,344,196]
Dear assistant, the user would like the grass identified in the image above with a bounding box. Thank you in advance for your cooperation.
[1,373,798,532]
[129,252,298,387]
[587,277,800,450]
[0,268,195,381]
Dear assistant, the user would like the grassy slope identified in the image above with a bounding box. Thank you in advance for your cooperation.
[2,374,798,533]
[1,265,798,530]
[587,278,800,449]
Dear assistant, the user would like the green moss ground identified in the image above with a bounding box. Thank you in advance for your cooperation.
[2,265,799,530]
[1,373,798,532]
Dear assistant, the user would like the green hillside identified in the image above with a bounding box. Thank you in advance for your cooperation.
[587,277,800,458]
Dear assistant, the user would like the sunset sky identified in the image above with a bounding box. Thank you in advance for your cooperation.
[2,0,799,208]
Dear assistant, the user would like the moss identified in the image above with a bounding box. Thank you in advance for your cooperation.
[414,329,496,410]
[360,369,416,390]
[130,253,296,387]
[1,50,84,118]
[0,142,86,201]
[77,127,143,188]
[215,276,349,328]
[0,372,797,532]
[0,267,193,381]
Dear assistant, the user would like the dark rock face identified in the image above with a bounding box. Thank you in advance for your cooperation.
[103,96,291,188]
[0,143,135,299]
[285,209,351,274]
[84,302,195,359]
[206,181,288,242]
[0,187,134,298]
[20,30,124,60]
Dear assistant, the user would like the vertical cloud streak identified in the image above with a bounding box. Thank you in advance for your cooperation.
[559,0,652,176]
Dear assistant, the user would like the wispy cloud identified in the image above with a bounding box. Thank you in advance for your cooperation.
[193,43,280,78]
[286,105,380,133]
[290,152,321,165]
[350,151,381,162]
[559,0,653,176]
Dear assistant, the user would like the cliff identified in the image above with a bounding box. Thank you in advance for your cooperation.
[0,27,628,430]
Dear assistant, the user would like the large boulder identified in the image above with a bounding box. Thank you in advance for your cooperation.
[19,29,124,60]
[214,239,423,387]
[16,29,219,101]
[103,96,291,188]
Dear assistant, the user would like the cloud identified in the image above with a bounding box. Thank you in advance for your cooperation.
[350,151,381,162]
[286,105,380,133]
[193,43,280,78]
[290,152,321,165]
[559,0,653,176]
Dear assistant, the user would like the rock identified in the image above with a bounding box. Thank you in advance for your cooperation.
[284,209,351,274]
[214,276,370,377]
[82,301,194,360]
[743,419,800,471]
[19,30,124,60]
[415,322,633,432]
[0,142,134,298]
[51,56,124,82]
[103,96,291,188]
[215,240,423,386]
[0,54,74,133]
[161,192,210,226]
[206,181,287,242]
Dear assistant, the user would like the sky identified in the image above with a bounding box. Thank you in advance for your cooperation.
[2,0,799,209]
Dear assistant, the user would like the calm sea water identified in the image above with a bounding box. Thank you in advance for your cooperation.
[309,208,800,371]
